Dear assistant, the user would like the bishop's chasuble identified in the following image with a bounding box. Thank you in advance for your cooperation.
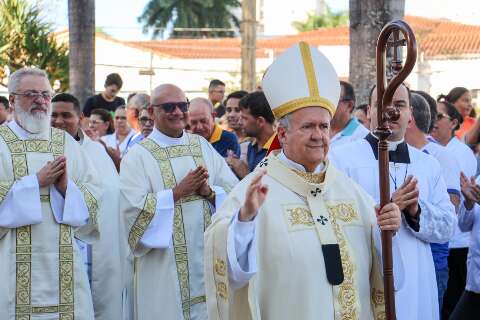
[120,128,238,320]
[0,121,101,320]
[204,152,386,320]
[329,135,457,320]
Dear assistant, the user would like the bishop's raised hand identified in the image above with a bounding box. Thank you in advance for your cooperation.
[239,170,269,222]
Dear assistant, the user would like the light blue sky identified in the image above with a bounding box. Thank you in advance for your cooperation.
[36,0,480,41]
[39,0,348,40]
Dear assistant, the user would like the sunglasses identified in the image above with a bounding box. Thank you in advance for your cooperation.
[437,113,451,121]
[226,107,240,113]
[151,101,190,113]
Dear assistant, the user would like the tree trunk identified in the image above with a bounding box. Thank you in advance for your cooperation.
[68,0,95,111]
[349,0,405,104]
[241,0,256,91]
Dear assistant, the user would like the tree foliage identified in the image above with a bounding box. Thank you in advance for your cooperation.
[138,0,241,39]
[293,6,349,32]
[0,0,69,90]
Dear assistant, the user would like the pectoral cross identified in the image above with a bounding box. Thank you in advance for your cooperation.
[310,188,322,197]
[386,30,407,80]
[316,216,328,225]
[259,158,269,167]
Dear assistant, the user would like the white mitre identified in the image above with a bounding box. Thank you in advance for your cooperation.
[262,42,340,118]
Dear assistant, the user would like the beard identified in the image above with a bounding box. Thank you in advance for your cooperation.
[15,103,52,137]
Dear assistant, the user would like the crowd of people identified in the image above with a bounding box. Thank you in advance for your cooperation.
[0,41,478,320]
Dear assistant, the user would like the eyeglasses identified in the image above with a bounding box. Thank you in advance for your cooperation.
[139,117,154,125]
[226,107,240,113]
[151,101,190,113]
[89,119,105,125]
[437,113,451,121]
[12,91,53,100]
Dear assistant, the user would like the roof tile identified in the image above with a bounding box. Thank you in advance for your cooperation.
[124,16,480,59]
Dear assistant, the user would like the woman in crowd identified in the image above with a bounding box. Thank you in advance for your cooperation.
[438,87,473,139]
[88,108,114,139]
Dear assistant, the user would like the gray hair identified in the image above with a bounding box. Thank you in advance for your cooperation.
[190,97,214,113]
[411,92,431,134]
[277,114,290,131]
[8,67,49,93]
[129,93,150,110]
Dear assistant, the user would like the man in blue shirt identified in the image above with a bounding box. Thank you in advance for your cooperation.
[242,92,276,171]
[225,92,276,178]
[189,97,240,157]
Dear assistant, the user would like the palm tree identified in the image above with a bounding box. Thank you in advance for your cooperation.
[349,0,405,104]
[138,0,240,38]
[0,0,69,90]
[68,0,95,110]
[292,7,349,32]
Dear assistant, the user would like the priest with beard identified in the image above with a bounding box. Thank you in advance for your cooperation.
[0,68,101,320]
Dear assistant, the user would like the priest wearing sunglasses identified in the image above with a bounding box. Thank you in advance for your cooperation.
[119,84,238,320]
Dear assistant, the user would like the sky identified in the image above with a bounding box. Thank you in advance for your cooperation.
[37,0,480,41]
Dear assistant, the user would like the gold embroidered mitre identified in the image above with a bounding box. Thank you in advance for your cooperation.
[262,42,340,119]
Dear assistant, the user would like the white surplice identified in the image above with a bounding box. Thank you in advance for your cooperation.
[79,131,127,320]
[329,136,457,320]
[0,121,101,320]
[120,128,238,320]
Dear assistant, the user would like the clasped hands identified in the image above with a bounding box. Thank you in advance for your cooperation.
[36,156,68,197]
[173,166,213,202]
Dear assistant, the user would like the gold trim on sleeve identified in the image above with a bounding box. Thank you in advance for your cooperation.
[78,184,99,226]
[0,180,14,203]
[128,193,157,251]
